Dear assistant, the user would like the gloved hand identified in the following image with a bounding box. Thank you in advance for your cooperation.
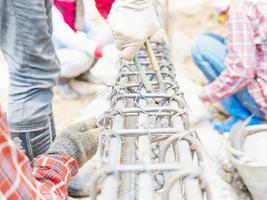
[198,88,212,102]
[101,44,120,62]
[149,29,169,45]
[75,32,99,57]
[107,0,160,60]
[48,117,100,167]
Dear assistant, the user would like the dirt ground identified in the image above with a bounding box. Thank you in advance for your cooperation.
[0,0,257,199]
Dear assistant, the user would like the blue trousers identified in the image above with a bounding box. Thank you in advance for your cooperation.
[0,0,59,159]
[0,0,60,131]
[191,33,265,120]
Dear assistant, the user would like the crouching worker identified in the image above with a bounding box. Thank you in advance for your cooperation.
[53,0,117,99]
[0,108,99,199]
[191,0,267,133]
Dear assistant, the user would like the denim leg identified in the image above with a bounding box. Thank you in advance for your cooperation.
[191,33,227,82]
[0,0,60,132]
[191,33,252,119]
[45,0,53,36]
[235,90,265,119]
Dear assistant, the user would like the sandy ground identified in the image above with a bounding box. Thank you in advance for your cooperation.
[0,0,260,199]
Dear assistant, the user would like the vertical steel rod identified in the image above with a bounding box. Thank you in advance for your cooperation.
[102,78,127,200]
[133,56,152,93]
[119,98,137,200]
[169,88,203,199]
[137,88,154,200]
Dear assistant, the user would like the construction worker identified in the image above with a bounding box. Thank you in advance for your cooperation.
[0,106,100,199]
[0,0,158,159]
[95,0,160,61]
[0,0,160,198]
[191,0,267,133]
[52,0,118,99]
[1,0,59,161]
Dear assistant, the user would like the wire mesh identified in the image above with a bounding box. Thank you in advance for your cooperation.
[91,42,212,200]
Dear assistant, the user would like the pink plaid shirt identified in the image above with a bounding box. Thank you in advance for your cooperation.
[205,0,267,117]
[0,109,78,199]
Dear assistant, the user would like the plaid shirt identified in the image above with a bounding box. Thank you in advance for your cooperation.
[0,109,78,200]
[205,0,267,117]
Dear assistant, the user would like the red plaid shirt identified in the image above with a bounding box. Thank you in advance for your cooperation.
[205,0,267,117]
[0,109,78,199]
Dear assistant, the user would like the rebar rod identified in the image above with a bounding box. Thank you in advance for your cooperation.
[169,75,203,199]
[119,128,136,200]
[119,89,137,200]
[101,80,126,200]
[133,56,152,92]
[162,167,202,200]
[92,42,211,200]
[137,88,154,200]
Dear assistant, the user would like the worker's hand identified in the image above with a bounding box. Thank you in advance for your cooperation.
[107,0,160,61]
[101,44,120,62]
[48,117,100,167]
[198,89,211,102]
[150,29,169,45]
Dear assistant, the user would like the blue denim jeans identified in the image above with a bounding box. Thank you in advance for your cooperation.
[191,32,265,119]
[0,0,59,158]
[0,0,60,131]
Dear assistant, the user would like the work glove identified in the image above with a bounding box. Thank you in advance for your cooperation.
[48,117,100,167]
[107,0,160,60]
[75,32,100,58]
[101,44,120,62]
[199,90,210,102]
[150,29,168,43]
[198,88,215,103]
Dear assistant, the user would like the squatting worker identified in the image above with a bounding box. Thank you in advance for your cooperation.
[192,0,267,133]
[52,0,118,99]
[0,106,100,199]
[0,0,161,198]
